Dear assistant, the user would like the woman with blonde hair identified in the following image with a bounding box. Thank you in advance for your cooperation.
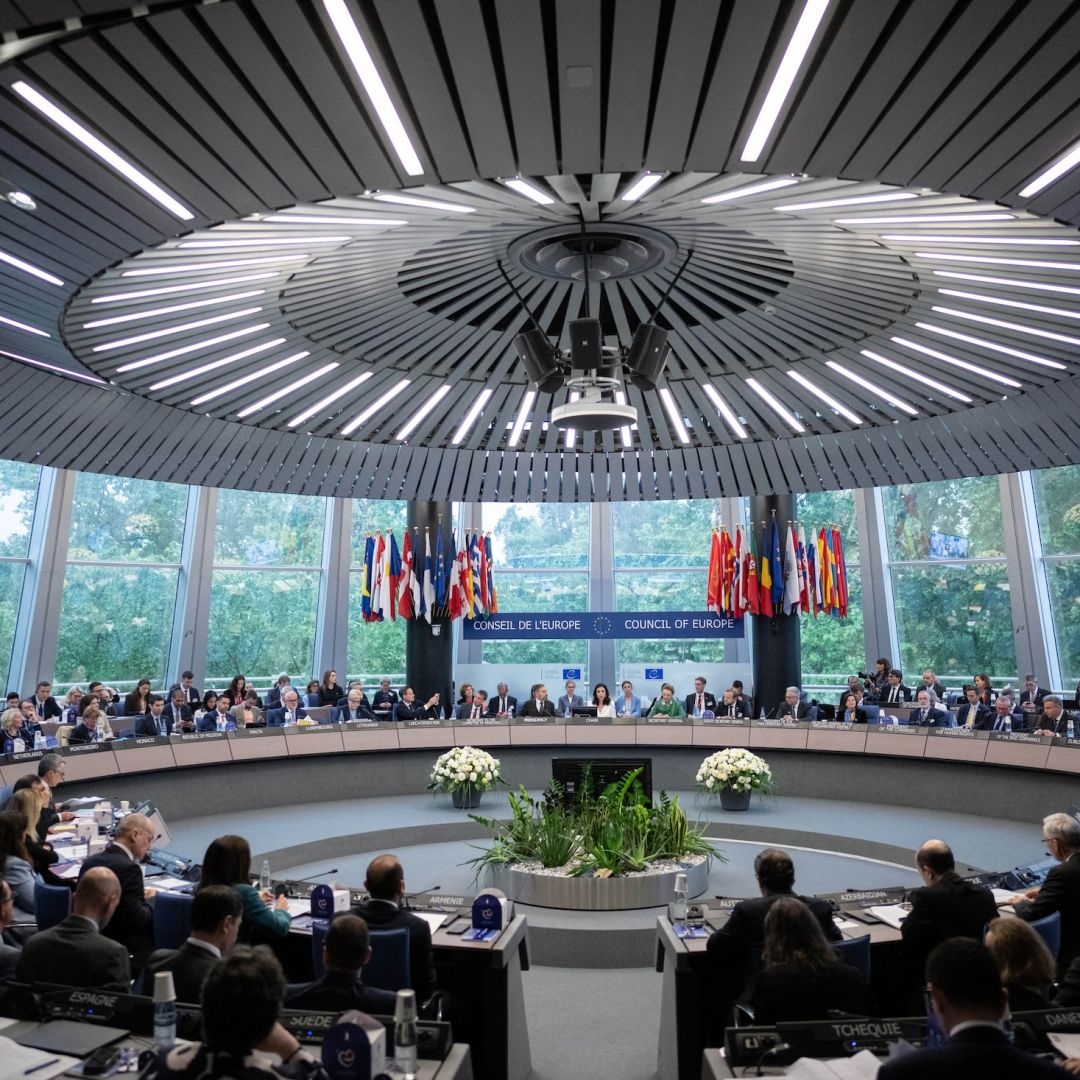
[1,708,31,753]
[7,788,67,889]
[81,703,114,740]
[985,916,1055,1011]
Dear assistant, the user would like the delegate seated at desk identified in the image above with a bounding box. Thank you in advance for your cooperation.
[266,690,307,728]
[372,679,399,717]
[775,686,810,720]
[615,681,641,718]
[198,697,237,732]
[521,684,556,717]
[338,686,376,721]
[395,688,440,721]
[957,685,994,730]
[491,683,517,718]
[556,680,583,716]
[137,697,174,737]
[716,688,750,719]
[908,690,955,728]
[647,684,685,718]
[684,677,717,718]
[1034,695,1077,736]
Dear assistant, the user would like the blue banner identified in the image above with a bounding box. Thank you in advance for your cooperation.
[462,611,744,640]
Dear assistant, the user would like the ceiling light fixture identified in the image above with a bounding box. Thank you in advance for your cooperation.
[702,383,749,439]
[933,270,1080,297]
[745,377,806,432]
[778,190,917,211]
[236,363,340,418]
[92,307,263,352]
[914,321,1066,371]
[287,372,374,428]
[147,338,287,390]
[915,253,1080,271]
[884,234,1079,245]
[787,369,862,423]
[565,391,580,449]
[452,388,494,445]
[507,390,536,448]
[701,176,799,204]
[0,313,49,337]
[91,273,278,303]
[891,335,1022,388]
[740,0,832,161]
[373,192,475,213]
[0,247,63,286]
[619,173,665,202]
[614,391,633,447]
[321,0,423,175]
[83,289,266,328]
[659,387,691,444]
[1,184,35,211]
[11,80,194,221]
[860,349,972,403]
[824,361,918,415]
[938,288,1080,321]
[117,324,271,373]
[0,349,105,383]
[931,305,1080,348]
[833,212,1015,224]
[263,215,407,226]
[122,256,307,277]
[190,352,309,407]
[502,178,555,205]
[341,379,411,435]
[179,236,350,248]
[395,384,452,441]
[1018,138,1080,199]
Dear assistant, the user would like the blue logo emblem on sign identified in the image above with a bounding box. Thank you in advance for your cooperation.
[644,668,664,681]
[562,668,581,680]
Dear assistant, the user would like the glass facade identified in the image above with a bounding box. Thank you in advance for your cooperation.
[0,459,40,690]
[1032,465,1080,686]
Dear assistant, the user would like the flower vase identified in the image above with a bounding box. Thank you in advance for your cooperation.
[720,787,751,811]
[452,786,482,809]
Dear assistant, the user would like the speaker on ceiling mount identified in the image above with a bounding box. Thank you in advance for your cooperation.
[514,327,563,393]
[624,322,670,390]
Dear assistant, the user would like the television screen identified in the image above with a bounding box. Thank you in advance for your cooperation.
[550,757,653,802]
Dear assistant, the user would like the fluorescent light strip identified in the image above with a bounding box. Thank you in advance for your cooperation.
[659,387,690,443]
[702,383,748,439]
[503,178,554,205]
[179,236,349,248]
[11,80,193,221]
[507,390,537,448]
[0,313,48,337]
[0,349,104,383]
[1018,138,1080,199]
[236,362,339,418]
[620,173,664,202]
[91,273,278,304]
[778,191,917,211]
[565,391,580,449]
[288,372,373,427]
[915,252,1080,271]
[786,369,863,422]
[83,289,265,328]
[190,352,308,407]
[931,305,1080,348]
[834,212,1014,224]
[373,192,475,213]
[824,361,918,415]
[263,215,407,226]
[322,0,423,176]
[740,0,832,161]
[148,338,286,390]
[914,321,1066,371]
[0,247,63,286]
[395,384,452,440]
[884,234,1079,245]
[92,307,263,352]
[117,324,270,373]
[342,380,411,435]
[701,176,799,204]
[745,377,805,432]
[890,335,1022,388]
[452,388,494,445]
[860,349,972,403]
[933,270,1080,296]
[938,288,1080,321]
[613,391,632,447]
[122,256,307,277]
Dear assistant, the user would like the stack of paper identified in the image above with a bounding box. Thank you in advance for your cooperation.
[0,1035,79,1080]
[867,904,910,930]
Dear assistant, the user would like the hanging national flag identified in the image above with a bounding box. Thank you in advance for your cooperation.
[434,526,447,614]
[814,528,826,614]
[825,527,839,617]
[833,528,848,618]
[820,527,835,615]
[485,533,498,613]
[397,531,414,620]
[422,530,435,624]
[806,530,820,616]
[721,528,737,616]
[361,534,375,622]
[478,532,490,615]
[455,534,470,619]
[447,530,462,620]
[797,524,811,615]
[371,533,386,621]
[769,517,784,609]
[732,526,744,617]
[706,530,721,614]
[759,523,774,617]
[469,532,482,618]
[745,526,760,616]
[409,530,422,617]
[461,531,476,619]
[782,523,800,615]
[387,531,402,621]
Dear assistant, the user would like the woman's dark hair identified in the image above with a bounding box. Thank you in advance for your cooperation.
[0,810,30,864]
[456,684,474,704]
[321,670,337,688]
[875,658,889,672]
[201,691,218,711]
[200,946,284,1054]
[306,679,320,694]
[841,693,857,711]
[198,834,252,889]
[762,896,837,972]
[975,673,992,690]
[592,683,610,705]
[227,675,246,701]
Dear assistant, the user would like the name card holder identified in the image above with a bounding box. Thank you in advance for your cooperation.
[58,740,121,780]
[864,724,927,758]
[397,715,454,749]
[922,726,990,764]
[806,721,867,754]
[692,714,751,747]
[1047,735,1080,774]
[111,734,177,774]
[228,724,288,761]
[509,715,566,747]
[984,730,1052,769]
[340,719,400,753]
[284,724,346,756]
[748,718,809,751]
[169,729,233,766]
[636,714,694,747]
[565,713,637,746]
[452,713,510,747]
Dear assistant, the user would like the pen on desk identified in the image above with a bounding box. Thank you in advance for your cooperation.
[24,1058,61,1074]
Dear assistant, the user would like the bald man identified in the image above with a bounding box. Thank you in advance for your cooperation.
[18,867,131,990]
[78,812,157,970]
[351,854,437,1001]
[899,839,998,994]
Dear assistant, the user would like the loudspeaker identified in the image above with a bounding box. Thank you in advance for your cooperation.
[625,322,670,389]
[513,328,562,393]
[568,318,603,370]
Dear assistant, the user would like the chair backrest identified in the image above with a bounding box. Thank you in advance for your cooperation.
[862,704,881,723]
[0,785,13,811]
[112,699,126,717]
[364,928,411,992]
[304,694,320,708]
[34,880,72,931]
[311,918,329,978]
[153,890,194,949]
[832,933,871,979]
[806,705,818,721]
[1030,910,1061,959]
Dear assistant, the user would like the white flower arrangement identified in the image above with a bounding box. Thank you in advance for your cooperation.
[695,748,774,796]
[428,746,504,794]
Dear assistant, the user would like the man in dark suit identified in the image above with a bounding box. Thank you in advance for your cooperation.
[266,688,308,728]
[28,680,61,722]
[878,938,1067,1080]
[878,668,913,706]
[909,690,955,728]
[286,913,398,1013]
[144,885,242,1003]
[684,676,718,717]
[1008,812,1080,975]
[920,670,948,701]
[78,812,156,971]
[394,687,441,722]
[1018,673,1049,717]
[718,688,750,718]
[491,683,517,718]
[17,867,130,990]
[167,671,201,710]
[352,855,437,1002]
[165,688,195,733]
[36,753,73,838]
[1034,695,1076,737]
[900,840,998,992]
[956,685,994,730]
[775,686,810,720]
[521,683,557,717]
[135,696,172,737]
[987,694,1024,732]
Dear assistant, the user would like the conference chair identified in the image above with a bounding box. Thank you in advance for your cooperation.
[364,928,412,993]
[862,704,881,723]
[311,918,329,978]
[1030,911,1061,960]
[304,693,320,708]
[33,880,72,931]
[153,891,194,950]
[0,784,12,810]
[112,699,125,717]
[832,933,871,979]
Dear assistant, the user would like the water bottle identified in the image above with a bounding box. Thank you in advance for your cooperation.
[759,707,766,720]
[672,871,687,924]
[1004,714,1012,734]
[1069,717,1076,740]
[260,860,271,891]
[33,731,44,750]
[153,971,176,1049]
[507,705,514,719]
[394,989,418,1079]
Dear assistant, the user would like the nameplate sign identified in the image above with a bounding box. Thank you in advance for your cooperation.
[341,719,383,732]
[418,893,471,910]
[59,741,111,756]
[170,731,228,743]
[752,718,806,729]
[398,716,451,729]
[867,724,925,736]
[988,731,1052,745]
[695,715,750,728]
[456,715,509,728]
[5,747,44,764]
[463,611,745,640]
[926,727,985,740]
[229,726,286,739]
[1052,736,1080,749]
[112,735,171,750]
[293,724,345,736]
[510,714,561,727]
[568,714,614,726]
[639,715,691,726]
[818,887,907,904]
[809,721,862,732]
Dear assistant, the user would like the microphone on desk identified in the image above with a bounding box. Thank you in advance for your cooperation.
[402,885,442,910]
[272,868,339,896]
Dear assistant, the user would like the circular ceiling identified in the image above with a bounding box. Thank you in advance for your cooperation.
[0,0,1079,502]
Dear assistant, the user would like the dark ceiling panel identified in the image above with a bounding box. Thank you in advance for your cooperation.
[555,0,602,174]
